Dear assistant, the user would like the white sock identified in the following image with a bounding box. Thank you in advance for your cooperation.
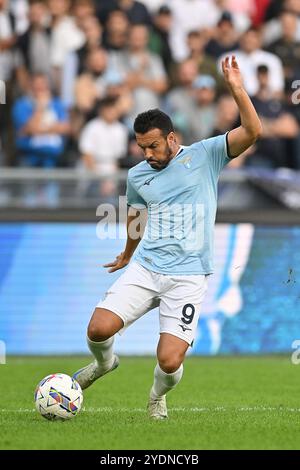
[87,336,115,372]
[151,363,184,398]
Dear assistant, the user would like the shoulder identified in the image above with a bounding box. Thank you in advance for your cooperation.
[114,121,128,134]
[13,96,31,111]
[255,49,282,65]
[80,118,102,137]
[128,160,149,179]
[190,133,228,157]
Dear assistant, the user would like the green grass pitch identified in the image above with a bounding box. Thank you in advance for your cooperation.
[1,356,300,450]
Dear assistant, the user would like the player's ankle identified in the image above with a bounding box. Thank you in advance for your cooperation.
[96,355,117,373]
[150,386,163,400]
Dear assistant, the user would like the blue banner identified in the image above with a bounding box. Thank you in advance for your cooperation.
[0,223,299,355]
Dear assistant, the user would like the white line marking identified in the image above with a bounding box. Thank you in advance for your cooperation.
[1,406,300,413]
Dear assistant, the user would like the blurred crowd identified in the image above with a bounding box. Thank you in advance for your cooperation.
[1,0,300,193]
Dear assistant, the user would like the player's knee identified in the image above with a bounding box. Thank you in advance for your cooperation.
[87,308,123,342]
[87,317,113,342]
[158,352,184,374]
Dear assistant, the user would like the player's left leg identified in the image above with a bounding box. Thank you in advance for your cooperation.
[147,273,208,419]
[148,333,188,419]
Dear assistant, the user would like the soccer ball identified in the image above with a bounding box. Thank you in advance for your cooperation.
[34,373,83,421]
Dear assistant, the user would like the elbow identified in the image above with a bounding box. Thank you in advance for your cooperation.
[248,123,263,143]
[255,122,263,140]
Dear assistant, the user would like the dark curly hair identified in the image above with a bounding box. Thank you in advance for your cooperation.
[134,109,174,137]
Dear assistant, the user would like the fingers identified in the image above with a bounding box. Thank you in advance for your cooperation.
[108,263,126,273]
[107,266,119,273]
[103,260,119,272]
[222,56,230,74]
[221,59,225,74]
[103,252,123,268]
[231,55,239,68]
[103,261,117,268]
[222,55,238,71]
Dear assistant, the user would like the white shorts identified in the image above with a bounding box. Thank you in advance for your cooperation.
[97,262,208,346]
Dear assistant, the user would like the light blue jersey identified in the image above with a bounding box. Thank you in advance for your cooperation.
[126,133,231,275]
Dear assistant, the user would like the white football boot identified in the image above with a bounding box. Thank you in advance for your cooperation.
[73,355,119,390]
[147,393,168,419]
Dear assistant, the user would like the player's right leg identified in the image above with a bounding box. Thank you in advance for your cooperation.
[73,262,159,390]
[73,308,123,390]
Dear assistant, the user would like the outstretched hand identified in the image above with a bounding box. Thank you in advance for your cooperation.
[103,252,130,273]
[221,55,244,90]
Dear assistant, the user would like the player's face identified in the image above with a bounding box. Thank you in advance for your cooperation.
[135,128,177,170]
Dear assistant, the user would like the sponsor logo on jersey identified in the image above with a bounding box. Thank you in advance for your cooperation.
[178,324,192,332]
[143,176,155,186]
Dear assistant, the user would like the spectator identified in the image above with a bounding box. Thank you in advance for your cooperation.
[268,10,300,82]
[48,0,85,91]
[74,47,109,120]
[170,0,220,62]
[0,0,18,164]
[116,0,152,25]
[10,0,29,34]
[117,24,168,123]
[73,0,96,30]
[102,9,129,51]
[167,73,217,144]
[249,64,299,168]
[210,93,254,170]
[211,93,239,136]
[17,0,51,90]
[186,30,223,91]
[61,15,103,108]
[219,27,285,96]
[149,5,173,75]
[263,0,300,45]
[138,0,166,15]
[76,15,103,73]
[0,0,18,82]
[79,96,128,196]
[119,135,144,169]
[12,73,70,167]
[283,0,300,15]
[189,75,218,142]
[104,70,134,121]
[215,0,252,32]
[205,11,240,59]
[94,0,117,25]
[165,58,198,139]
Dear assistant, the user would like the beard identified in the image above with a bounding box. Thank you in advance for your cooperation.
[148,143,173,170]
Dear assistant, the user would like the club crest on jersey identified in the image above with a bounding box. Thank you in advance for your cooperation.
[179,156,192,168]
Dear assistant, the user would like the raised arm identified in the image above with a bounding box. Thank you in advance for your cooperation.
[222,56,262,158]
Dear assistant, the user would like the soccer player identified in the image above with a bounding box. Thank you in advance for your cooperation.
[73,56,262,419]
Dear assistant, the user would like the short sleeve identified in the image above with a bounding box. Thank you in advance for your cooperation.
[12,99,32,130]
[79,122,96,156]
[126,177,147,209]
[201,133,231,175]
